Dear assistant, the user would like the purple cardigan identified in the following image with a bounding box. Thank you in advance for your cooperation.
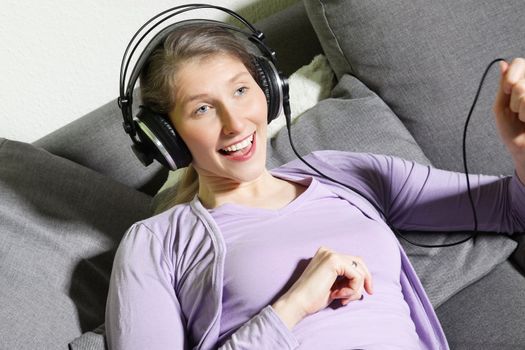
[105,151,525,349]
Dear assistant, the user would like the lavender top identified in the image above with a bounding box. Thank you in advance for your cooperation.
[105,151,525,350]
[211,177,422,349]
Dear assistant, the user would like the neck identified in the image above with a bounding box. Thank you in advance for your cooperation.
[197,170,302,210]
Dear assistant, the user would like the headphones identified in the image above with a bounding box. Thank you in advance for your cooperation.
[118,4,290,170]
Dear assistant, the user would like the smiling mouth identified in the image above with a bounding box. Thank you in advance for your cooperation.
[218,133,254,155]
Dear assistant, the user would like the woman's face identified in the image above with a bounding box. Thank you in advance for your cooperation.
[169,53,269,185]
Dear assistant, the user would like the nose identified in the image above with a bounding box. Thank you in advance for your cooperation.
[219,104,245,135]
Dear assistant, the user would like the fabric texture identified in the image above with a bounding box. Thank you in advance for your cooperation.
[251,1,323,76]
[0,139,152,350]
[212,177,423,349]
[33,90,167,196]
[267,54,334,138]
[435,259,525,349]
[303,0,525,176]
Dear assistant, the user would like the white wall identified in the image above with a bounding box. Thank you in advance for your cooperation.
[0,0,295,143]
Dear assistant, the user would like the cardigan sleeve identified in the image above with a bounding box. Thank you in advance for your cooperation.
[218,306,299,349]
[105,223,299,350]
[105,223,189,350]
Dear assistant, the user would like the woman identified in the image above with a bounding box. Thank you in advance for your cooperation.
[106,24,525,349]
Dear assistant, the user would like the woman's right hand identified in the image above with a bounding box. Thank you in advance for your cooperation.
[271,247,374,330]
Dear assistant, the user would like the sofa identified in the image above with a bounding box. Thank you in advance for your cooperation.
[1,1,524,349]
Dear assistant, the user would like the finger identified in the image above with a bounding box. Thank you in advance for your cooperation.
[520,99,525,122]
[354,258,374,295]
[504,58,525,94]
[331,286,357,300]
[336,266,365,301]
[494,61,511,118]
[499,60,509,76]
[330,276,353,297]
[496,61,510,105]
[341,297,355,306]
[346,270,365,299]
[331,262,371,304]
[509,80,525,116]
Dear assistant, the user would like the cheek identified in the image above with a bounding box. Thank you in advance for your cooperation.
[180,126,216,157]
[171,117,213,158]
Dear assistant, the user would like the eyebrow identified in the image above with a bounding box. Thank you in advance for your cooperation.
[183,71,251,104]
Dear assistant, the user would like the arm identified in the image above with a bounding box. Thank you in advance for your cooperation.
[382,156,525,233]
[310,150,525,233]
[106,223,299,350]
[386,57,525,232]
[105,224,189,350]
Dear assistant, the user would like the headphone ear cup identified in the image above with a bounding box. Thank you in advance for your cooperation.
[135,107,192,170]
[252,56,285,124]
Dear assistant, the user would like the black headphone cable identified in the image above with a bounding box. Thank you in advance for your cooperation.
[285,58,506,248]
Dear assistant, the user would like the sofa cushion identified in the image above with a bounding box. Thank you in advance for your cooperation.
[0,139,152,349]
[436,259,525,348]
[33,95,167,196]
[304,0,525,175]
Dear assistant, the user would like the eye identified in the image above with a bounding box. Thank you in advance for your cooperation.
[234,86,248,96]
[195,105,210,115]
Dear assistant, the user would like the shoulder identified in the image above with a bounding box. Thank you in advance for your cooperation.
[132,201,194,235]
[273,150,398,176]
[120,200,206,258]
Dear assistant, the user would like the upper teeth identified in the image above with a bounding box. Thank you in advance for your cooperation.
[222,134,254,152]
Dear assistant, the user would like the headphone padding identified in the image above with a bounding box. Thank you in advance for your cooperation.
[135,107,192,170]
[252,56,282,123]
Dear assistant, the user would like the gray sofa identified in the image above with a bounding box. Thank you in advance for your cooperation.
[1,1,524,349]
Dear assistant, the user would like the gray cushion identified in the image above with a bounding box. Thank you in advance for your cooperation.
[436,260,525,349]
[33,93,167,196]
[0,139,152,349]
[304,0,525,175]
[268,74,517,308]
[267,74,430,167]
[253,1,323,76]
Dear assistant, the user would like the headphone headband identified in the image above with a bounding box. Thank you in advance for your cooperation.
[118,3,289,171]
[119,4,272,139]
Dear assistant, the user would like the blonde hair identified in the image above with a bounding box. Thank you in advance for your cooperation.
[172,165,199,205]
[140,24,257,115]
[153,166,199,214]
[140,24,258,207]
